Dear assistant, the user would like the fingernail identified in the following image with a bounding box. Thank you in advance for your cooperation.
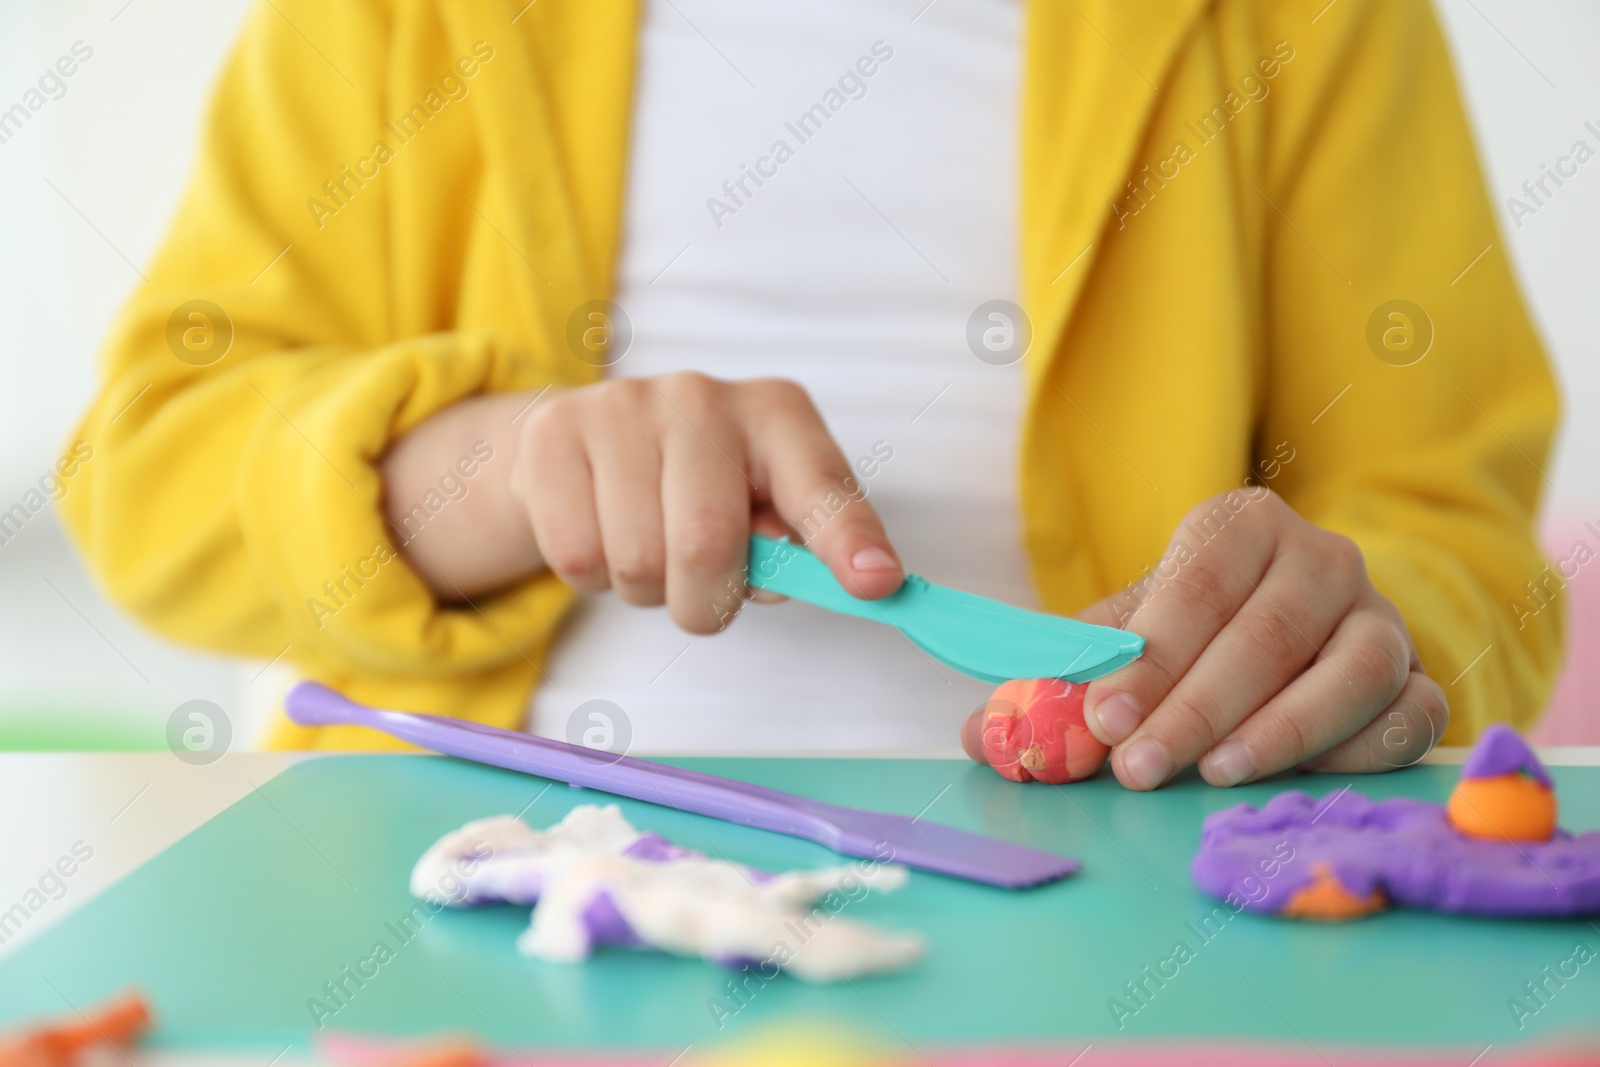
[1088,693,1142,745]
[1120,738,1173,791]
[850,546,899,573]
[1203,739,1257,787]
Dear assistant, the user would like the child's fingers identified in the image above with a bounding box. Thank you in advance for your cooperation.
[1111,550,1349,791]
[1297,668,1447,774]
[660,400,751,634]
[518,408,608,594]
[1072,595,1124,629]
[1195,602,1416,785]
[1080,509,1277,755]
[587,403,667,606]
[960,708,986,763]
[743,380,903,600]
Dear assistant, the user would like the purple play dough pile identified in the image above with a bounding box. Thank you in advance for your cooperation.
[1192,788,1600,918]
[1463,723,1553,786]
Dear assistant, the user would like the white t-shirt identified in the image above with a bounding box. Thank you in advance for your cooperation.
[530,0,1028,753]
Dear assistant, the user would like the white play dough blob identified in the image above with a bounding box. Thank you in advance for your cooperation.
[411,805,924,982]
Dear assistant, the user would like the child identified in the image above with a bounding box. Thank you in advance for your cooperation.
[60,0,1560,790]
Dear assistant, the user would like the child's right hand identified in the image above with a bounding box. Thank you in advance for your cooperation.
[382,374,904,632]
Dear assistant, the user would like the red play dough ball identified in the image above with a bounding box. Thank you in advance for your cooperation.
[976,678,1110,784]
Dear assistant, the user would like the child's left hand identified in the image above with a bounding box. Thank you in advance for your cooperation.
[1071,491,1447,790]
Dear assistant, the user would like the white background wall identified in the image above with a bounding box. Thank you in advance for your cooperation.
[0,1,1595,747]
[0,0,262,747]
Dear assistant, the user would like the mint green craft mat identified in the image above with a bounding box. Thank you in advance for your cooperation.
[2,755,1597,1052]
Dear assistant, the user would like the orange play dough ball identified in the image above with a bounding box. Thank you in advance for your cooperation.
[1447,772,1558,843]
[977,677,1110,784]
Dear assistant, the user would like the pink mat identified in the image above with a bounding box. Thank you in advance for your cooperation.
[1531,515,1600,745]
[319,1033,1600,1066]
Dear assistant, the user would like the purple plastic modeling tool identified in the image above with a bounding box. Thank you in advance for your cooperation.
[285,682,1080,889]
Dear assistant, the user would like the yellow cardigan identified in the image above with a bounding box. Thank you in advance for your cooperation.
[61,0,1562,750]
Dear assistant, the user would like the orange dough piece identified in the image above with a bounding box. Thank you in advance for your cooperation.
[381,1045,491,1067]
[1278,861,1388,922]
[0,991,149,1067]
[978,678,1110,784]
[1447,772,1559,843]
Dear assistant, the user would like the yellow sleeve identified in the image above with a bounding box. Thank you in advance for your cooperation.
[1256,0,1563,741]
[57,0,585,748]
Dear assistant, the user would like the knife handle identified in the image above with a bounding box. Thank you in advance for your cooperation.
[284,682,850,847]
[746,534,891,621]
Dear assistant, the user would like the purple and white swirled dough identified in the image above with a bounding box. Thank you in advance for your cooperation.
[411,804,924,982]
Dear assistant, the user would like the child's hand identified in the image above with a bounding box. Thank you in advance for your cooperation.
[510,374,903,631]
[384,375,903,630]
[1076,491,1448,790]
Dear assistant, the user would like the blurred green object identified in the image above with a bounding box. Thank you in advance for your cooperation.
[0,699,164,750]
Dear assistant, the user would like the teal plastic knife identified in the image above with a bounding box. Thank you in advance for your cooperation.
[745,534,1143,684]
